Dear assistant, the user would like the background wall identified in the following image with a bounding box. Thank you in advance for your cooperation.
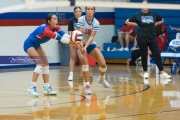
[0,0,115,67]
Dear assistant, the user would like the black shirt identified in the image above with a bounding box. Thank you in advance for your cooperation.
[129,11,162,43]
[68,17,78,31]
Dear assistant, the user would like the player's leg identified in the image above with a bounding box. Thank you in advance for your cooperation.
[124,34,133,51]
[137,41,149,79]
[148,41,171,78]
[118,35,125,51]
[26,47,43,96]
[89,45,110,88]
[77,49,92,95]
[37,46,57,95]
[68,44,77,80]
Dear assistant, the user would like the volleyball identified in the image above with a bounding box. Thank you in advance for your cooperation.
[71,30,83,43]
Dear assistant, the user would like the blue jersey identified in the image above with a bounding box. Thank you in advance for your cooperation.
[26,24,65,44]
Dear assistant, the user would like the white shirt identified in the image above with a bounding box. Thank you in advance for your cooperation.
[77,15,100,45]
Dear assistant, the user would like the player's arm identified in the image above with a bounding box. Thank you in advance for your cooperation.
[126,19,138,26]
[43,27,76,45]
[155,13,164,26]
[169,25,180,31]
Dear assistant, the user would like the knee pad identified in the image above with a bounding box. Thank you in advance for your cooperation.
[82,65,89,72]
[99,66,107,72]
[42,66,49,74]
[34,65,43,74]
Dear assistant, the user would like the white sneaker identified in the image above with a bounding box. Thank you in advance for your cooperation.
[143,72,149,79]
[144,79,149,84]
[68,75,73,81]
[97,77,110,88]
[111,47,117,51]
[28,85,39,96]
[118,47,124,51]
[160,72,171,79]
[124,47,129,51]
[130,47,136,51]
[86,85,92,95]
[43,85,57,95]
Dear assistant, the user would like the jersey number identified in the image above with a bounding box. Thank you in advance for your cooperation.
[85,28,92,35]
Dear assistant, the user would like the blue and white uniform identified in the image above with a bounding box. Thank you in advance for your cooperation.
[23,24,65,52]
[77,15,100,54]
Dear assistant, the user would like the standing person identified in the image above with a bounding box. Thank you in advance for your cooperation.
[24,13,79,96]
[125,0,171,79]
[77,6,110,95]
[68,6,82,81]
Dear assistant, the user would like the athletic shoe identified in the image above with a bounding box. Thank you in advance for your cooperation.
[85,85,92,95]
[97,77,110,88]
[143,72,149,79]
[130,47,136,51]
[160,72,171,79]
[28,85,39,96]
[118,47,124,51]
[143,79,149,84]
[124,47,129,51]
[68,75,73,81]
[43,85,57,95]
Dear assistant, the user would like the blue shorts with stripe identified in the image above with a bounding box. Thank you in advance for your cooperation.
[85,44,97,54]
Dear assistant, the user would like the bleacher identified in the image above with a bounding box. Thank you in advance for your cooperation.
[102,0,180,63]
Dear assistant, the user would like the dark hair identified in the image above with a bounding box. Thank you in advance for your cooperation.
[74,6,81,12]
[85,6,96,12]
[45,13,55,24]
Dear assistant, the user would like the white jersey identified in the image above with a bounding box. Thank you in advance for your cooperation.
[77,15,100,45]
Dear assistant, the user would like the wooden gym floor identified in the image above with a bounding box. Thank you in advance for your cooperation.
[0,64,180,120]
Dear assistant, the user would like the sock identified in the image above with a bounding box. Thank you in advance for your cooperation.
[99,74,105,79]
[85,82,90,86]
[31,82,36,86]
[44,83,50,87]
[69,72,73,76]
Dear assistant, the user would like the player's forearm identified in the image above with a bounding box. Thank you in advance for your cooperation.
[155,19,164,26]
[85,37,94,49]
[172,28,180,31]
[125,19,138,26]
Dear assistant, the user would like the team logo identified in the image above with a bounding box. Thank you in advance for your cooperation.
[141,16,154,24]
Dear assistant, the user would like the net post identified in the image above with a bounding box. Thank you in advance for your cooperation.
[70,0,75,6]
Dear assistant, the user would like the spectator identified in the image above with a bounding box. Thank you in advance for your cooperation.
[117,23,136,51]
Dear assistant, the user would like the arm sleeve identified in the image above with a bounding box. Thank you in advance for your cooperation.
[54,25,65,36]
[43,27,62,40]
[68,19,74,31]
[77,17,84,28]
[92,20,100,31]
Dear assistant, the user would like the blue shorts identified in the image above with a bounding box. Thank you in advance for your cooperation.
[23,39,41,52]
[83,44,97,54]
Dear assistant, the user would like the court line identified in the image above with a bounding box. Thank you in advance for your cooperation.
[0,80,149,110]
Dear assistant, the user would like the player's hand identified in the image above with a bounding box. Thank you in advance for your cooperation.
[169,25,173,30]
[80,47,86,54]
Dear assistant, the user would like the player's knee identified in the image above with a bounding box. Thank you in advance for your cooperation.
[42,66,49,74]
[34,65,43,74]
[80,58,88,64]
[70,56,76,61]
[99,66,107,72]
[82,65,89,72]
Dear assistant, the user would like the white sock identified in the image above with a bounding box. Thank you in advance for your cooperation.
[31,82,36,86]
[99,74,105,79]
[69,72,73,76]
[44,83,50,87]
[85,82,90,86]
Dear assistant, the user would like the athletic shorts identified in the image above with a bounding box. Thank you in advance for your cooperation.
[85,44,97,54]
[23,39,41,52]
